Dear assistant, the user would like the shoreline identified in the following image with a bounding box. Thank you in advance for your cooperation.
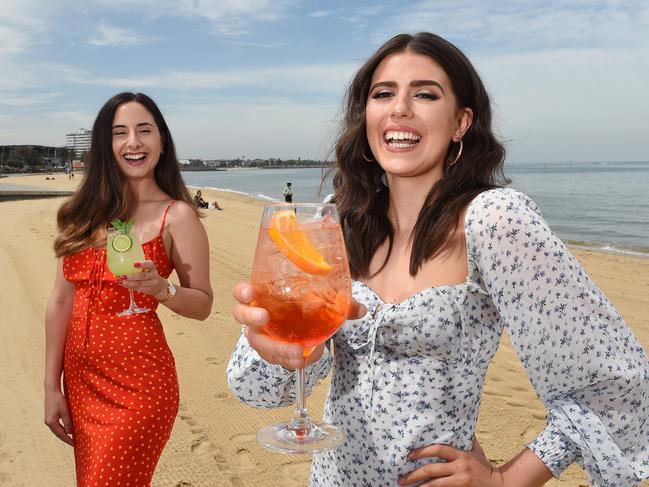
[196,183,649,259]
[2,174,647,258]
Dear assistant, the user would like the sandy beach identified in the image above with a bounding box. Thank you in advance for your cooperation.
[1,174,647,487]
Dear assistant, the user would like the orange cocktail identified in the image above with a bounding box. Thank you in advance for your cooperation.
[250,203,351,453]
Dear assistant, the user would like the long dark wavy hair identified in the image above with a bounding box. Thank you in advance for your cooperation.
[54,92,195,257]
[331,32,508,278]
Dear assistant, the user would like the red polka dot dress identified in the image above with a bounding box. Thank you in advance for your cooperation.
[63,203,179,486]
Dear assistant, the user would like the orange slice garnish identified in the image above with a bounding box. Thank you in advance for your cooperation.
[268,210,333,275]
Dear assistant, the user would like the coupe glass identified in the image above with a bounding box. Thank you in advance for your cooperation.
[251,203,352,454]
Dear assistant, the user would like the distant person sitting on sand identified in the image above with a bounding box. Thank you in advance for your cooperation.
[283,182,293,203]
[194,189,223,210]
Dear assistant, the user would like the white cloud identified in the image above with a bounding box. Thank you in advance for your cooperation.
[0,92,63,107]
[0,61,86,91]
[86,23,147,47]
[85,0,302,35]
[369,0,649,49]
[0,0,52,55]
[71,63,358,95]
[309,10,331,18]
[0,26,34,56]
[0,110,92,146]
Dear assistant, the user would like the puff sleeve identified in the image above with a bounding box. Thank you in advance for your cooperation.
[466,189,649,486]
[227,329,333,408]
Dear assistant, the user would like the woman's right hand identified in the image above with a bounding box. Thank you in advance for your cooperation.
[232,282,366,370]
[44,388,74,446]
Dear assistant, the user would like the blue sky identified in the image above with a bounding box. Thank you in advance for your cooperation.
[1,0,648,163]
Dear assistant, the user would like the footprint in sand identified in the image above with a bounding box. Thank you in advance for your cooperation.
[531,410,546,420]
[509,385,528,392]
[190,435,212,455]
[214,392,228,400]
[179,414,198,427]
[504,399,529,408]
[205,357,222,365]
[234,447,254,469]
[482,387,506,397]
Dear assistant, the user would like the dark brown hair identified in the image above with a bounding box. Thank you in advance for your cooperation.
[54,92,195,257]
[331,32,508,278]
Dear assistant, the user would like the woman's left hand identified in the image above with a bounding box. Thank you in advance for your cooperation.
[118,260,168,300]
[398,437,504,486]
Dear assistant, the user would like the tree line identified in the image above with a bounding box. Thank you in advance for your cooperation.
[0,145,79,173]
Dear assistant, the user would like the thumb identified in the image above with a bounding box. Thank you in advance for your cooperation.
[62,409,75,436]
[347,299,367,320]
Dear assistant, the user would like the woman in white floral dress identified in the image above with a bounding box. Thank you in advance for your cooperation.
[228,33,649,487]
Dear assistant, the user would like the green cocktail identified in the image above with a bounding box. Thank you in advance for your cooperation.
[107,220,150,316]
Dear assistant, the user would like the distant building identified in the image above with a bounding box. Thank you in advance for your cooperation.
[66,128,92,157]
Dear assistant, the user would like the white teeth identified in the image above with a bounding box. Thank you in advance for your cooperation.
[384,131,421,142]
[124,153,146,160]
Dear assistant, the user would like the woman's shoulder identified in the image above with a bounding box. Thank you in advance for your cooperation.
[463,188,546,242]
[465,188,542,223]
[167,199,196,216]
[164,199,201,231]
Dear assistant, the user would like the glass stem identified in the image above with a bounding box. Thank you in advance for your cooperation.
[289,366,312,439]
[127,288,137,310]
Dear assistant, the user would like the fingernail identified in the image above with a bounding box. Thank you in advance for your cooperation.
[252,310,265,322]
[134,262,141,268]
[241,287,252,301]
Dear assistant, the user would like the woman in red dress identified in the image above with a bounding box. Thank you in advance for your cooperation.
[44,92,213,486]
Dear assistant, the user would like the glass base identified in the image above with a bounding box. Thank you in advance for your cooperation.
[257,421,345,454]
[116,305,150,317]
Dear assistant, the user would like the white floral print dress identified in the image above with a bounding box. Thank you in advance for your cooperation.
[227,189,649,487]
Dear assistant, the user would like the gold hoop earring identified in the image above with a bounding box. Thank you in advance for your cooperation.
[447,139,463,167]
[362,151,374,162]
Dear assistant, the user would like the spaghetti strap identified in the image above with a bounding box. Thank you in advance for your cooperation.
[159,200,176,235]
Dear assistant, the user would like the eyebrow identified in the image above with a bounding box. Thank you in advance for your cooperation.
[370,80,445,93]
[111,122,155,129]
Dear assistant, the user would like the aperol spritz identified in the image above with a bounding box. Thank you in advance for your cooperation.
[251,203,351,453]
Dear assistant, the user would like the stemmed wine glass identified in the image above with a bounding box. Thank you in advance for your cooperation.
[106,222,150,316]
[251,203,352,454]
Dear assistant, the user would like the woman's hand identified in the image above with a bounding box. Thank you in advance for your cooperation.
[119,260,168,300]
[398,437,504,487]
[232,282,366,370]
[44,388,74,446]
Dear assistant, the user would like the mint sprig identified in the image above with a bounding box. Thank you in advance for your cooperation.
[110,219,135,235]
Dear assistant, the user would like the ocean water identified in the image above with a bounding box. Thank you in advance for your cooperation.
[181,161,649,256]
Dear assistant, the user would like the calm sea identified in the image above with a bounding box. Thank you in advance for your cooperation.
[182,161,649,256]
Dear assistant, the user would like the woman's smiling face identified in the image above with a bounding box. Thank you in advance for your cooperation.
[111,101,163,180]
[365,50,472,183]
